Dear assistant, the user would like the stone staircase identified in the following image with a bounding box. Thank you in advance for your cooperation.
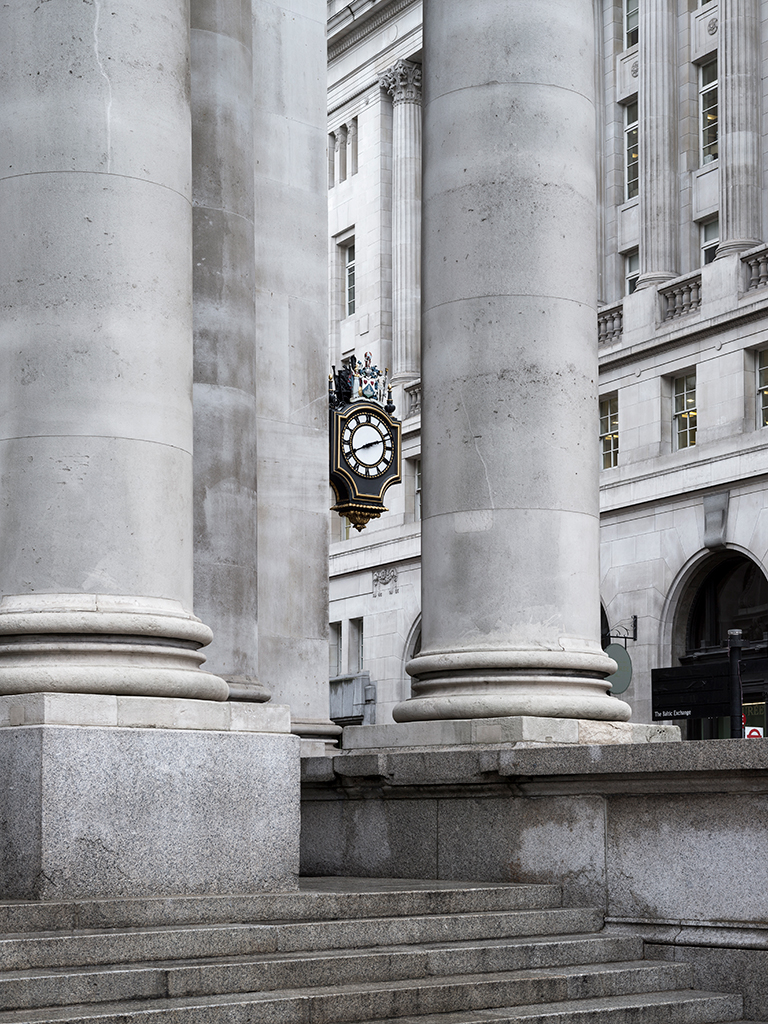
[0,878,756,1024]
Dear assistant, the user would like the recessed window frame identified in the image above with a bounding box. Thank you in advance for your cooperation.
[624,249,640,294]
[757,350,768,428]
[674,371,698,450]
[624,100,639,202]
[701,217,719,265]
[625,0,638,48]
[699,57,718,166]
[344,242,356,318]
[599,394,619,469]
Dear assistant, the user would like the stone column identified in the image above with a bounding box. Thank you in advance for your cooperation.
[394,0,628,724]
[380,60,422,383]
[636,0,678,288]
[0,0,225,700]
[717,0,762,257]
[254,0,341,746]
[191,0,268,701]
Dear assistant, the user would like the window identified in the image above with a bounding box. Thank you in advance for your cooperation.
[414,458,422,519]
[625,0,638,48]
[674,373,697,449]
[349,618,363,673]
[599,395,619,469]
[758,350,768,427]
[700,58,718,165]
[625,249,640,294]
[329,622,342,677]
[701,218,719,265]
[345,243,356,317]
[624,101,639,201]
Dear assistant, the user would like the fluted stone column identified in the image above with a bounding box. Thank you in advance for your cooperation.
[394,0,628,724]
[717,0,762,257]
[254,0,340,745]
[380,60,422,383]
[0,0,226,700]
[636,0,678,289]
[191,0,268,701]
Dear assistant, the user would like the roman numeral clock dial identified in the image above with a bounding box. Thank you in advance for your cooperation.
[341,414,394,477]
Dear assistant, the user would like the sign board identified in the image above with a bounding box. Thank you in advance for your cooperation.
[746,727,764,738]
[652,662,730,720]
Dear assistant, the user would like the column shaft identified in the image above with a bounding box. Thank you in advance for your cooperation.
[636,0,678,288]
[191,0,267,700]
[253,0,340,742]
[0,0,225,699]
[395,0,628,724]
[381,61,422,382]
[717,0,762,256]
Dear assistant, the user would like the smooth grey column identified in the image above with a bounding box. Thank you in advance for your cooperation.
[253,0,340,743]
[394,0,628,724]
[0,0,226,700]
[636,0,678,288]
[191,0,268,700]
[717,0,762,257]
[380,60,422,383]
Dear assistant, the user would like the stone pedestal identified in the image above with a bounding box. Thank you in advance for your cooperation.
[0,693,299,900]
[636,0,678,288]
[380,60,422,384]
[394,0,628,725]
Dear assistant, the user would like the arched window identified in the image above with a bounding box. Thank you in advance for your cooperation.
[686,555,768,654]
[663,553,768,739]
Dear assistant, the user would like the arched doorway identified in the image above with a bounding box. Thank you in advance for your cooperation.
[661,553,768,738]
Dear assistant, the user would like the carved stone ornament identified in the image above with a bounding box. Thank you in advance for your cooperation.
[631,61,639,78]
[373,566,399,597]
[380,59,422,105]
[707,17,718,34]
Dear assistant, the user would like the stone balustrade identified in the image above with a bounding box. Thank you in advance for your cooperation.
[404,380,422,418]
[598,303,623,344]
[742,245,768,291]
[660,273,702,320]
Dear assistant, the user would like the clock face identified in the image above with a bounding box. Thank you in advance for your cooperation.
[341,412,395,478]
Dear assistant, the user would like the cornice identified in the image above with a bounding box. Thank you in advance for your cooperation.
[328,0,420,63]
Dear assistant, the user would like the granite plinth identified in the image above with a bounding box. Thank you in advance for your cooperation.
[341,717,681,750]
[0,694,300,900]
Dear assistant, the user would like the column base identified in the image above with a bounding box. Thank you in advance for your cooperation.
[226,677,272,702]
[0,594,228,701]
[0,692,300,900]
[715,239,763,259]
[342,716,680,750]
[397,647,631,722]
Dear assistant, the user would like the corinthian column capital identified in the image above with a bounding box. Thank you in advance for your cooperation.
[380,59,422,105]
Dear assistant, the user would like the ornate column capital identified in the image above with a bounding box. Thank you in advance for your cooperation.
[380,59,422,105]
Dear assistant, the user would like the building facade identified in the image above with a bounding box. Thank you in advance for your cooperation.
[327,0,768,737]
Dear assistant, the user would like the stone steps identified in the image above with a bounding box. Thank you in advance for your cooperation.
[0,909,605,972]
[0,882,563,934]
[0,934,645,1010]
[0,879,754,1024]
[0,986,744,1024]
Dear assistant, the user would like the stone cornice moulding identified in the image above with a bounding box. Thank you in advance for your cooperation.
[328,0,421,62]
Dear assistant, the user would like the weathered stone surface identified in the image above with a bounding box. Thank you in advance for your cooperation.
[0,720,300,900]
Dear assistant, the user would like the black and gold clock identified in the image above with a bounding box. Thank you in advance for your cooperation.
[329,357,402,531]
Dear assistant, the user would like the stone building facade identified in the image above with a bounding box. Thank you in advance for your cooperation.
[327,0,768,736]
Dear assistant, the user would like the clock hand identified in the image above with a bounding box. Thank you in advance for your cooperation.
[356,439,384,451]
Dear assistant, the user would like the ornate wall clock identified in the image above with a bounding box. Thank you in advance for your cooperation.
[329,354,402,531]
